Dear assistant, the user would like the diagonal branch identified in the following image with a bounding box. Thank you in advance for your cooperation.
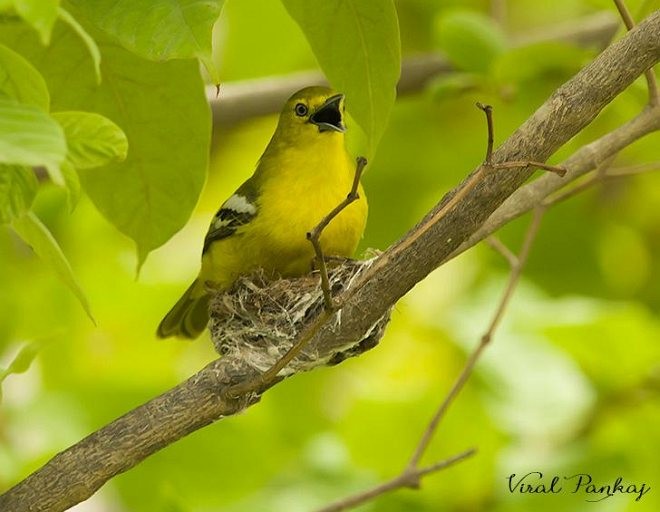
[1,11,659,512]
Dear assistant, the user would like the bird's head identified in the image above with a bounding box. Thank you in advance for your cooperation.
[275,86,347,143]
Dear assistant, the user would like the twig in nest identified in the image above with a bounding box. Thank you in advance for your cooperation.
[307,156,368,311]
[221,258,390,398]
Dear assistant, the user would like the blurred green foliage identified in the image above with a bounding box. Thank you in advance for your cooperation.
[1,0,659,511]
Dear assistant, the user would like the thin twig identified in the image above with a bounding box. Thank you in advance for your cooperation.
[316,207,545,512]
[486,207,544,336]
[613,0,659,105]
[542,158,615,207]
[490,160,567,177]
[477,102,495,163]
[315,449,477,512]
[476,103,567,176]
[308,157,367,311]
[542,158,660,208]
[606,160,660,176]
[407,207,544,470]
[487,236,519,267]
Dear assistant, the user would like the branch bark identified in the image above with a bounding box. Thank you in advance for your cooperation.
[1,10,658,512]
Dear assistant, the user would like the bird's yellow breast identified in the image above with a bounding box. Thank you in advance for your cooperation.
[201,132,367,289]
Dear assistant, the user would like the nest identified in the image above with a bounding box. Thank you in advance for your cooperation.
[208,256,391,376]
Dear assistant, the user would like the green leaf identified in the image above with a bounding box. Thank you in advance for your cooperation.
[0,164,38,223]
[0,20,211,266]
[281,0,401,156]
[434,10,506,73]
[0,43,50,110]
[0,341,42,389]
[0,98,66,174]
[12,0,60,44]
[427,72,481,101]
[58,6,101,83]
[52,111,128,169]
[60,158,81,210]
[12,211,94,321]
[68,0,224,82]
[7,340,41,374]
[76,43,209,267]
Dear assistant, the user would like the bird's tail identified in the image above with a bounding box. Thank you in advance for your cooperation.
[157,279,210,339]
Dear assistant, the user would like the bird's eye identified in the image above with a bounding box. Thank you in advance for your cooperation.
[294,103,308,117]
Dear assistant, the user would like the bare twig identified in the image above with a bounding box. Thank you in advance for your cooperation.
[487,236,519,267]
[613,0,659,105]
[308,157,367,311]
[477,102,495,163]
[409,208,543,468]
[606,160,660,176]
[315,449,477,512]
[476,102,567,176]
[485,208,544,336]
[542,159,615,207]
[490,160,567,176]
[455,101,660,259]
[315,210,545,512]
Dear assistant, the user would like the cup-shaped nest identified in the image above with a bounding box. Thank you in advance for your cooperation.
[208,257,391,376]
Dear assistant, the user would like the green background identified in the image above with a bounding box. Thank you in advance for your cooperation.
[1,0,659,511]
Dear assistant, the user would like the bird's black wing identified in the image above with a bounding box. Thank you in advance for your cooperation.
[202,180,259,254]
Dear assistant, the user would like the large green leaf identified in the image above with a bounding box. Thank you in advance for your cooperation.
[0,98,66,171]
[12,211,94,321]
[0,20,211,266]
[52,111,128,169]
[0,43,50,109]
[12,0,60,44]
[68,0,224,81]
[0,164,37,223]
[281,0,401,156]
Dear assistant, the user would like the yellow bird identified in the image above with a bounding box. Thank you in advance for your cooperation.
[157,86,368,339]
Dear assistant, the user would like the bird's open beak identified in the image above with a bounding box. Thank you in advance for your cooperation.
[310,94,346,133]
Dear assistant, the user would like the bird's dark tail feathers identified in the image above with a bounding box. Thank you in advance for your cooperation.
[157,279,210,339]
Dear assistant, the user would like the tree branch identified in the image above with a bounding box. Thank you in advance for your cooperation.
[2,10,659,512]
